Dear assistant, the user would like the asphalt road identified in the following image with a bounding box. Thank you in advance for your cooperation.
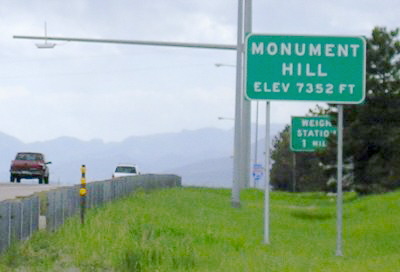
[0,183,62,201]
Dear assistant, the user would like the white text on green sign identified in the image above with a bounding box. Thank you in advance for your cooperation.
[245,35,366,103]
[291,116,337,152]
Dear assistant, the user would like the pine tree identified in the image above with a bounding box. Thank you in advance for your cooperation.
[332,27,400,193]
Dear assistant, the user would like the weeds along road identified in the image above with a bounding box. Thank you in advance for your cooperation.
[0,183,62,201]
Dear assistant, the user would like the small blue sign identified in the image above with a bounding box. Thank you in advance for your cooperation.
[252,163,264,182]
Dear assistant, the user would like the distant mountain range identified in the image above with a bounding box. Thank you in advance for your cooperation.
[0,124,285,187]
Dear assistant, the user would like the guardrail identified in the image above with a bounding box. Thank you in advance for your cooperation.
[0,174,181,253]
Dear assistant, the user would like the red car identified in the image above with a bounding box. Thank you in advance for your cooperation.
[10,152,51,184]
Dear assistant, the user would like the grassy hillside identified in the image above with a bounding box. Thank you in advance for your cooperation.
[0,188,399,271]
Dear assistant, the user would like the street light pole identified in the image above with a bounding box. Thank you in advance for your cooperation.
[241,0,252,189]
[231,0,244,208]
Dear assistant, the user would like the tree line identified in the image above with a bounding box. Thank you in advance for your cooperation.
[271,27,400,194]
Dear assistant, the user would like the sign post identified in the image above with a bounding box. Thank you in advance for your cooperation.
[336,105,344,256]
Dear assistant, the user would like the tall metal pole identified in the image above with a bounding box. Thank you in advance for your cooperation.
[241,0,252,189]
[264,101,271,244]
[231,0,244,208]
[336,105,344,256]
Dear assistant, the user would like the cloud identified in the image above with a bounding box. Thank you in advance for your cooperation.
[0,86,30,100]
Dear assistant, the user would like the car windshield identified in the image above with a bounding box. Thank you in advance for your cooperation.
[16,153,43,161]
[115,166,136,174]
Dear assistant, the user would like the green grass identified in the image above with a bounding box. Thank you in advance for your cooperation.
[0,187,399,271]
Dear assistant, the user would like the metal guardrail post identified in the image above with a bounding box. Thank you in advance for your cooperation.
[0,202,10,253]
[80,165,87,225]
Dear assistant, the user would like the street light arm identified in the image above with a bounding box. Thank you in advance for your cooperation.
[13,35,237,50]
[215,63,236,67]
[218,116,235,120]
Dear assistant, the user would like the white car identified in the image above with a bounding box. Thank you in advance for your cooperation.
[112,164,140,178]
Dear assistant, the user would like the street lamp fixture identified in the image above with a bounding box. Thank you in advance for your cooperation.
[35,22,56,49]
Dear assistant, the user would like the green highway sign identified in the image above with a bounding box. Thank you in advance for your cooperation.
[245,34,366,103]
[291,116,337,152]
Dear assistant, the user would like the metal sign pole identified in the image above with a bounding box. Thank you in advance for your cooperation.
[264,101,271,244]
[336,105,344,256]
[292,153,296,192]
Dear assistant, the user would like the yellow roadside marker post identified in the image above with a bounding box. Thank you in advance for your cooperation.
[80,165,87,225]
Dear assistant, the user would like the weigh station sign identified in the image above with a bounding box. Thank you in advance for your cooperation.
[291,116,337,152]
[245,34,366,103]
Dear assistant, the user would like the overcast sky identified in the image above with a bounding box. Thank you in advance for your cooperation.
[1,0,398,143]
